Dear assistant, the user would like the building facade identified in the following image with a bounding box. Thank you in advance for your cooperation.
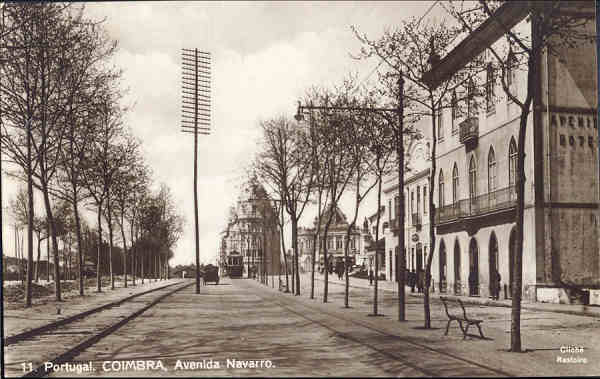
[298,206,368,273]
[383,138,432,283]
[422,2,598,303]
[220,183,281,278]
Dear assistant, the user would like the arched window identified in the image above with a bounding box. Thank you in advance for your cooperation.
[469,155,477,200]
[451,90,458,134]
[467,78,477,117]
[437,108,444,141]
[509,138,517,187]
[506,49,518,95]
[438,170,445,207]
[452,163,459,204]
[488,146,497,192]
[486,63,495,112]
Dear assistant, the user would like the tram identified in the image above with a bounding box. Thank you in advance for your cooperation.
[226,251,243,278]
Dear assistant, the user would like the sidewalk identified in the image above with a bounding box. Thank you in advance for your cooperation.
[3,278,185,340]
[303,272,600,318]
[256,276,600,377]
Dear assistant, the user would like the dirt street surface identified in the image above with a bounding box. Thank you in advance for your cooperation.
[27,276,598,377]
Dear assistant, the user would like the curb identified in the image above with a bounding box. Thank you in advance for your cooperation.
[313,276,600,318]
[4,280,184,346]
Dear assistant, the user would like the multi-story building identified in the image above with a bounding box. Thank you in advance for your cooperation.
[298,206,368,272]
[420,2,598,303]
[364,206,387,275]
[383,137,432,283]
[220,183,281,278]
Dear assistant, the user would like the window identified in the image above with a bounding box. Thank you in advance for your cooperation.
[506,49,518,97]
[469,155,477,199]
[509,138,517,187]
[328,237,333,249]
[488,146,497,192]
[451,90,459,135]
[437,108,444,141]
[452,163,459,204]
[394,195,399,219]
[388,199,392,221]
[417,186,421,216]
[467,78,477,117]
[423,186,428,214]
[486,63,495,113]
[438,170,445,207]
[411,191,414,213]
[336,237,342,249]
[350,238,356,249]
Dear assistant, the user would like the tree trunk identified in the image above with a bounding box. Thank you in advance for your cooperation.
[424,98,438,329]
[292,216,300,296]
[24,125,34,307]
[280,206,289,292]
[107,199,114,290]
[120,215,128,288]
[41,187,61,301]
[96,205,102,292]
[35,232,42,283]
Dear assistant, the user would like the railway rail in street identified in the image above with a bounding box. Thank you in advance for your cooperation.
[4,281,194,378]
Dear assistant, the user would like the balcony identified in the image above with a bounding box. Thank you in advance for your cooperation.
[435,185,517,232]
[459,117,479,149]
[411,213,422,230]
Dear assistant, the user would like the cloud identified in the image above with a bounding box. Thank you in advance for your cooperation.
[2,2,444,266]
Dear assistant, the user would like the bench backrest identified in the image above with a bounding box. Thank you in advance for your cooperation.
[440,296,469,319]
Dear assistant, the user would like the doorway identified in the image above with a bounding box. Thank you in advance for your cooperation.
[469,238,479,296]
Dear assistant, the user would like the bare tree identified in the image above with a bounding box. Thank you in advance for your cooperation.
[254,116,313,296]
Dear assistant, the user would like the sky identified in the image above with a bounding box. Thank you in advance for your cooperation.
[1,1,448,267]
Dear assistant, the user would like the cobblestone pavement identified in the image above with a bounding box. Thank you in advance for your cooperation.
[35,276,598,377]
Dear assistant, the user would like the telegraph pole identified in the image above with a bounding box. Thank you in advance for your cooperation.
[181,48,211,294]
[396,72,406,322]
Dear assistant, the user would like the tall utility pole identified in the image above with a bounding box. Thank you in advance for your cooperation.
[396,72,406,321]
[181,48,211,294]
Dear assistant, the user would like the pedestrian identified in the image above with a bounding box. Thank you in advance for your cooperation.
[468,270,477,296]
[409,270,416,293]
[368,268,374,286]
[491,269,501,300]
[417,269,424,293]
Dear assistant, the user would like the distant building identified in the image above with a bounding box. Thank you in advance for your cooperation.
[298,206,368,272]
[383,138,432,283]
[220,182,281,278]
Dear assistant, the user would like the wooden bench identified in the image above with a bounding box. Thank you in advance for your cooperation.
[440,296,485,339]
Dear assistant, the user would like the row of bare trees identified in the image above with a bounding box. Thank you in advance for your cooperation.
[248,0,594,353]
[1,3,184,307]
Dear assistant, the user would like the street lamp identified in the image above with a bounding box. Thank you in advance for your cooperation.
[293,73,408,320]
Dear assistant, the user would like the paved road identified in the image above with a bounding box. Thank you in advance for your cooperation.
[20,275,596,377]
[37,278,509,377]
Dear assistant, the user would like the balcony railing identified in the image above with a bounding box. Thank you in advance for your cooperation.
[459,117,479,147]
[435,185,517,224]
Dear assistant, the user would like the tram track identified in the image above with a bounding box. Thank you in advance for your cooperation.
[249,281,513,377]
[4,280,194,378]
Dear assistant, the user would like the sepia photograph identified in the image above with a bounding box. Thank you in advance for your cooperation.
[1,1,599,377]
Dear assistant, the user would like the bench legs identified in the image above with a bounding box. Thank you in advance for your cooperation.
[476,323,485,339]
[445,319,485,339]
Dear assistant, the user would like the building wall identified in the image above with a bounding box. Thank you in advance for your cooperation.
[538,10,600,293]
